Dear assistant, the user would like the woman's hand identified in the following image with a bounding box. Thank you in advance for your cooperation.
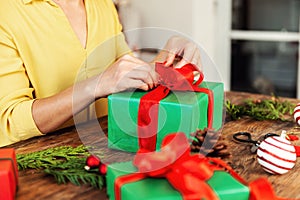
[96,54,158,97]
[162,36,202,71]
[32,54,157,134]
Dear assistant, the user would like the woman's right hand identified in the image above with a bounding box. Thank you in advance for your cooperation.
[95,54,159,98]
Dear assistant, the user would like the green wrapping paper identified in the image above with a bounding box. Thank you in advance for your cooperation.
[107,82,224,152]
[106,161,250,200]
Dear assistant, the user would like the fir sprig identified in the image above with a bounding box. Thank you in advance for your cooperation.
[17,145,90,170]
[226,97,295,121]
[44,162,104,188]
[17,145,105,189]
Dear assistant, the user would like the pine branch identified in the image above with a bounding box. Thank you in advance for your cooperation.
[17,145,105,189]
[17,145,90,170]
[226,97,295,122]
[44,161,104,189]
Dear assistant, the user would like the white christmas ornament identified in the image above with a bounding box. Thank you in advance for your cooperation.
[257,130,296,175]
[293,103,300,126]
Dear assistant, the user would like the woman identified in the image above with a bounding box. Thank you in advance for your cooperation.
[0,0,201,147]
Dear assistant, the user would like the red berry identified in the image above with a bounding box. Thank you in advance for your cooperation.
[99,163,107,175]
[85,155,101,170]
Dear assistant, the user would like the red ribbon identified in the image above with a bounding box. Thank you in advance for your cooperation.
[295,146,300,157]
[114,133,289,200]
[137,62,214,152]
[115,133,220,200]
[248,178,288,200]
[286,135,300,157]
[113,63,288,200]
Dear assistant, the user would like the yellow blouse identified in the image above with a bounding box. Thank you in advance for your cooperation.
[0,0,131,146]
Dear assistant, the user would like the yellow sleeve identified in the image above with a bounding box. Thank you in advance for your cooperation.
[0,27,42,147]
[107,0,132,58]
[115,32,133,58]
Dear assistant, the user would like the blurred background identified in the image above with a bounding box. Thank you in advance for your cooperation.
[114,0,300,98]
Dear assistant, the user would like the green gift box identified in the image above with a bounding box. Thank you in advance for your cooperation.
[106,161,250,200]
[107,81,224,152]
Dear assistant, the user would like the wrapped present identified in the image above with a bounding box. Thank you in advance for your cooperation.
[108,63,224,152]
[0,148,18,200]
[106,133,286,200]
[107,162,249,200]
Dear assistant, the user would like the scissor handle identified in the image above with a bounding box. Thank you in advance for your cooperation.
[263,133,279,139]
[233,132,257,145]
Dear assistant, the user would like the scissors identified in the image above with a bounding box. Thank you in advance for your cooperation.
[233,132,279,153]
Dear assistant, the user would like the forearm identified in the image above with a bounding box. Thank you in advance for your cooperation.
[32,77,98,134]
[32,54,159,134]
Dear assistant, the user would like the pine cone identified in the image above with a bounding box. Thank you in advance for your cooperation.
[190,128,231,159]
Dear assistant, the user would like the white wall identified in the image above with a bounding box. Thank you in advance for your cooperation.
[118,0,229,85]
[122,0,216,56]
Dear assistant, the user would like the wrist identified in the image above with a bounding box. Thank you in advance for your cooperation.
[85,73,111,99]
[78,76,99,102]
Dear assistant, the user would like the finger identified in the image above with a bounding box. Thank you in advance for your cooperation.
[147,63,159,87]
[182,44,196,62]
[174,47,201,70]
[174,59,189,69]
[129,79,150,91]
[119,55,158,88]
[175,56,201,71]
[165,52,176,66]
[173,46,196,68]
[117,77,150,92]
[125,56,159,86]
[191,49,202,71]
[126,68,156,89]
[135,64,159,88]
[141,63,160,86]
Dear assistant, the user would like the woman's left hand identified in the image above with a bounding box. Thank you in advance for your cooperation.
[163,36,202,71]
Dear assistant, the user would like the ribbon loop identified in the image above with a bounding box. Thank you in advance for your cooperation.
[114,133,288,200]
[155,62,204,91]
[138,62,214,153]
[116,133,220,200]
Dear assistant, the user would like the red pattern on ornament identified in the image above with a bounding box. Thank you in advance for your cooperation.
[263,139,296,154]
[293,104,300,124]
[257,147,296,163]
[271,136,295,145]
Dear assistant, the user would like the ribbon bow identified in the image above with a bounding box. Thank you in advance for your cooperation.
[155,62,204,91]
[133,132,228,200]
[137,62,214,152]
[114,132,289,200]
[115,133,222,200]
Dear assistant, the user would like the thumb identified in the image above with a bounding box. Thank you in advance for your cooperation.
[174,59,188,69]
[164,53,176,67]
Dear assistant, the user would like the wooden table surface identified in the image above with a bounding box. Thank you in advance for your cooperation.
[6,91,300,200]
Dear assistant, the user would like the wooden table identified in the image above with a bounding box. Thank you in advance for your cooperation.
[6,91,300,200]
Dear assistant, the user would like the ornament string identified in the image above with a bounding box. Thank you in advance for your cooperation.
[233,132,279,153]
[233,131,300,157]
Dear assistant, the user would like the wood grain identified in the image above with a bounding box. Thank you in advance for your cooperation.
[4,91,300,199]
